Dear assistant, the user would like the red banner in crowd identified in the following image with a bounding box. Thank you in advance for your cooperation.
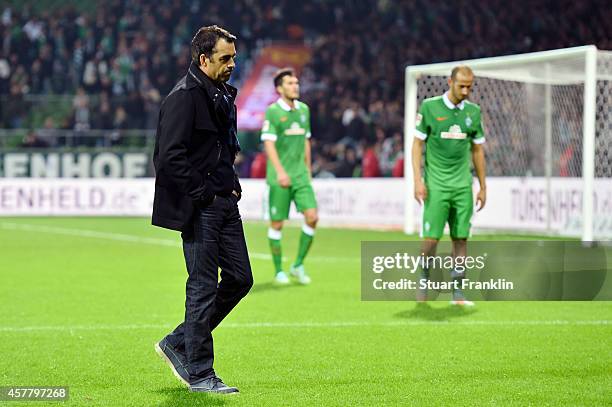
[236,44,311,131]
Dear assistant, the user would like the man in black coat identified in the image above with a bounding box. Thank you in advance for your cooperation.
[152,25,253,394]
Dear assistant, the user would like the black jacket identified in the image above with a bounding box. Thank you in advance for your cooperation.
[152,62,241,232]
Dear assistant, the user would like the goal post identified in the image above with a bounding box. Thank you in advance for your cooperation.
[404,45,612,241]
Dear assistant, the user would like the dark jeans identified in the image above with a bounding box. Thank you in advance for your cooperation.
[164,194,253,382]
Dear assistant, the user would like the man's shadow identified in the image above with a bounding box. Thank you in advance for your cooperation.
[395,302,478,322]
[154,387,229,407]
[248,281,306,294]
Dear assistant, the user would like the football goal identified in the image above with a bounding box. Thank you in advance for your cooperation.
[404,46,612,241]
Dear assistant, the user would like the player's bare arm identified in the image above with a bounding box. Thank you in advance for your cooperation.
[471,142,486,211]
[412,137,427,203]
[264,140,291,187]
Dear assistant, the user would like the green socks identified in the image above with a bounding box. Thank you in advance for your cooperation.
[294,224,315,267]
[268,228,283,274]
[268,225,316,274]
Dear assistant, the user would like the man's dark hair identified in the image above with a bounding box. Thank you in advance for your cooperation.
[273,67,296,88]
[191,25,236,64]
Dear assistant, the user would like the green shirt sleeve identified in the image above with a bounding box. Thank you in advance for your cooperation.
[471,108,485,144]
[305,104,312,139]
[415,102,429,140]
[261,107,279,142]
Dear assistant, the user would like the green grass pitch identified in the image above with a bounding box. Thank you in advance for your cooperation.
[0,217,610,406]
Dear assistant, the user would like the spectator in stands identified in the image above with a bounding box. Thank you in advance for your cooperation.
[334,146,359,177]
[37,117,59,146]
[72,87,91,131]
[112,105,127,128]
[0,52,9,94]
[92,92,114,129]
[3,83,27,128]
[379,132,403,176]
[361,139,381,177]
[20,131,49,148]
[140,77,161,129]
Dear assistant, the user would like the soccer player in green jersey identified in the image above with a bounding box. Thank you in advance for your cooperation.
[261,68,318,285]
[412,65,487,306]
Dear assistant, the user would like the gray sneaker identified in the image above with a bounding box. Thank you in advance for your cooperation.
[190,376,239,394]
[155,338,189,386]
[450,269,474,306]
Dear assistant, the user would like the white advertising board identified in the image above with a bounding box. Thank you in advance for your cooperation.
[1,177,610,237]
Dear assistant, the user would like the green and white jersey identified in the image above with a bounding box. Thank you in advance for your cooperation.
[261,98,312,186]
[415,92,485,191]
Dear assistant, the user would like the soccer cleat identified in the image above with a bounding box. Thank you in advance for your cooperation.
[274,271,290,285]
[190,375,239,394]
[450,288,475,307]
[290,264,311,285]
[155,338,190,386]
[451,299,475,306]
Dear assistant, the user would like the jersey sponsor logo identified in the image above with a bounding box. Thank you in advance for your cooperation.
[435,116,448,121]
[262,120,270,132]
[416,113,423,126]
[284,122,306,136]
[440,124,467,139]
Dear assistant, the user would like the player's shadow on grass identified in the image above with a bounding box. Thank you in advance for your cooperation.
[394,303,478,322]
[155,387,228,406]
[248,281,305,294]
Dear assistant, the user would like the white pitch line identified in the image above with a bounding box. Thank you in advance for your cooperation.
[0,320,609,333]
[0,222,178,247]
[0,222,358,262]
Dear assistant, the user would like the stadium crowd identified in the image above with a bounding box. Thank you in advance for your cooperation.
[0,0,609,177]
